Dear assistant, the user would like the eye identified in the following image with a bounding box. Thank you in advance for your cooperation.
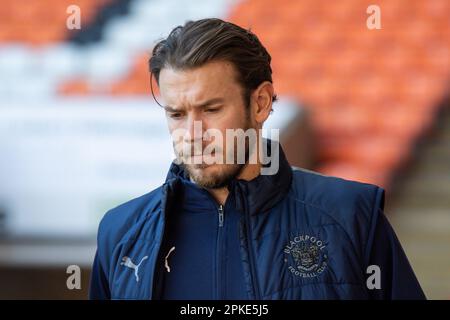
[204,107,220,113]
[169,113,182,120]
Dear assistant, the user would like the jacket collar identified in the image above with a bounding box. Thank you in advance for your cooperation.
[164,139,293,216]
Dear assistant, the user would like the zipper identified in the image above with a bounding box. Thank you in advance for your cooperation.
[200,187,226,300]
[151,181,229,299]
[218,204,224,227]
[216,204,225,299]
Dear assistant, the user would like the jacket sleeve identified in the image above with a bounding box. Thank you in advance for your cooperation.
[89,211,112,300]
[365,208,426,300]
[89,250,111,300]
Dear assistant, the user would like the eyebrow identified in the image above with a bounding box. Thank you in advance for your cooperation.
[163,98,225,112]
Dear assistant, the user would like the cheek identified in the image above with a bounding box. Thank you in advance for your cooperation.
[166,117,182,131]
[167,117,190,139]
[167,124,186,153]
[209,111,241,134]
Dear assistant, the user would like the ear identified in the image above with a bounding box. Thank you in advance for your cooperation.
[251,81,274,125]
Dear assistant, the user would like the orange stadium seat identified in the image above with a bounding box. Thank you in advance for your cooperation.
[227,0,450,188]
[55,0,449,189]
[0,0,110,45]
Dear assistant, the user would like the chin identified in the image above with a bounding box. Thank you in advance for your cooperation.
[187,163,242,189]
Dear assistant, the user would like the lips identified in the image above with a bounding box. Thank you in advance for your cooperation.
[180,147,218,159]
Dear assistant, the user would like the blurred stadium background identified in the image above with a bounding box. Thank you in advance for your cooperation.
[0,0,448,299]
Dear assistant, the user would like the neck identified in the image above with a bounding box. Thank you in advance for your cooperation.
[206,161,261,205]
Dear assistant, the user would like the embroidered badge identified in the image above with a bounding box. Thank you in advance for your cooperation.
[284,234,327,278]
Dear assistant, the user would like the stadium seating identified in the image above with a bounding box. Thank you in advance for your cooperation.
[229,0,450,186]
[1,0,449,188]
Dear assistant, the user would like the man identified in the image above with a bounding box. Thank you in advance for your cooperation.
[89,18,425,299]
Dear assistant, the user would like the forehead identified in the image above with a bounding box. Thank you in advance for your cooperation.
[158,60,242,106]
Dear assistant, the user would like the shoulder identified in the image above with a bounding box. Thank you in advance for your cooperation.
[288,167,385,247]
[96,185,165,253]
[289,167,385,214]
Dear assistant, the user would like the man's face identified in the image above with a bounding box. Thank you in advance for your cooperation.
[159,60,254,189]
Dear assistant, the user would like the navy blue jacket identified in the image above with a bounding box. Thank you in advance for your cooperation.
[159,178,249,299]
[89,142,425,300]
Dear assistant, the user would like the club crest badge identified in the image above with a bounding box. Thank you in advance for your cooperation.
[284,234,328,278]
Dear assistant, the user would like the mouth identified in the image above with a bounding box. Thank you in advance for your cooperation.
[187,154,205,164]
[182,150,219,164]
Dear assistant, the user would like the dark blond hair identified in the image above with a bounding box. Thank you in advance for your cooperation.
[149,18,277,108]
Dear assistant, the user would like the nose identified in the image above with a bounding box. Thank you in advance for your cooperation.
[184,114,204,145]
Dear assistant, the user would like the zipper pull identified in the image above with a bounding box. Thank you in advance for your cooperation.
[218,204,224,227]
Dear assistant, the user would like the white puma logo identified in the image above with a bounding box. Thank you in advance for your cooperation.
[120,255,148,282]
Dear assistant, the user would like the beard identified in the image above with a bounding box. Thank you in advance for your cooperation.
[182,161,246,189]
[174,121,254,190]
